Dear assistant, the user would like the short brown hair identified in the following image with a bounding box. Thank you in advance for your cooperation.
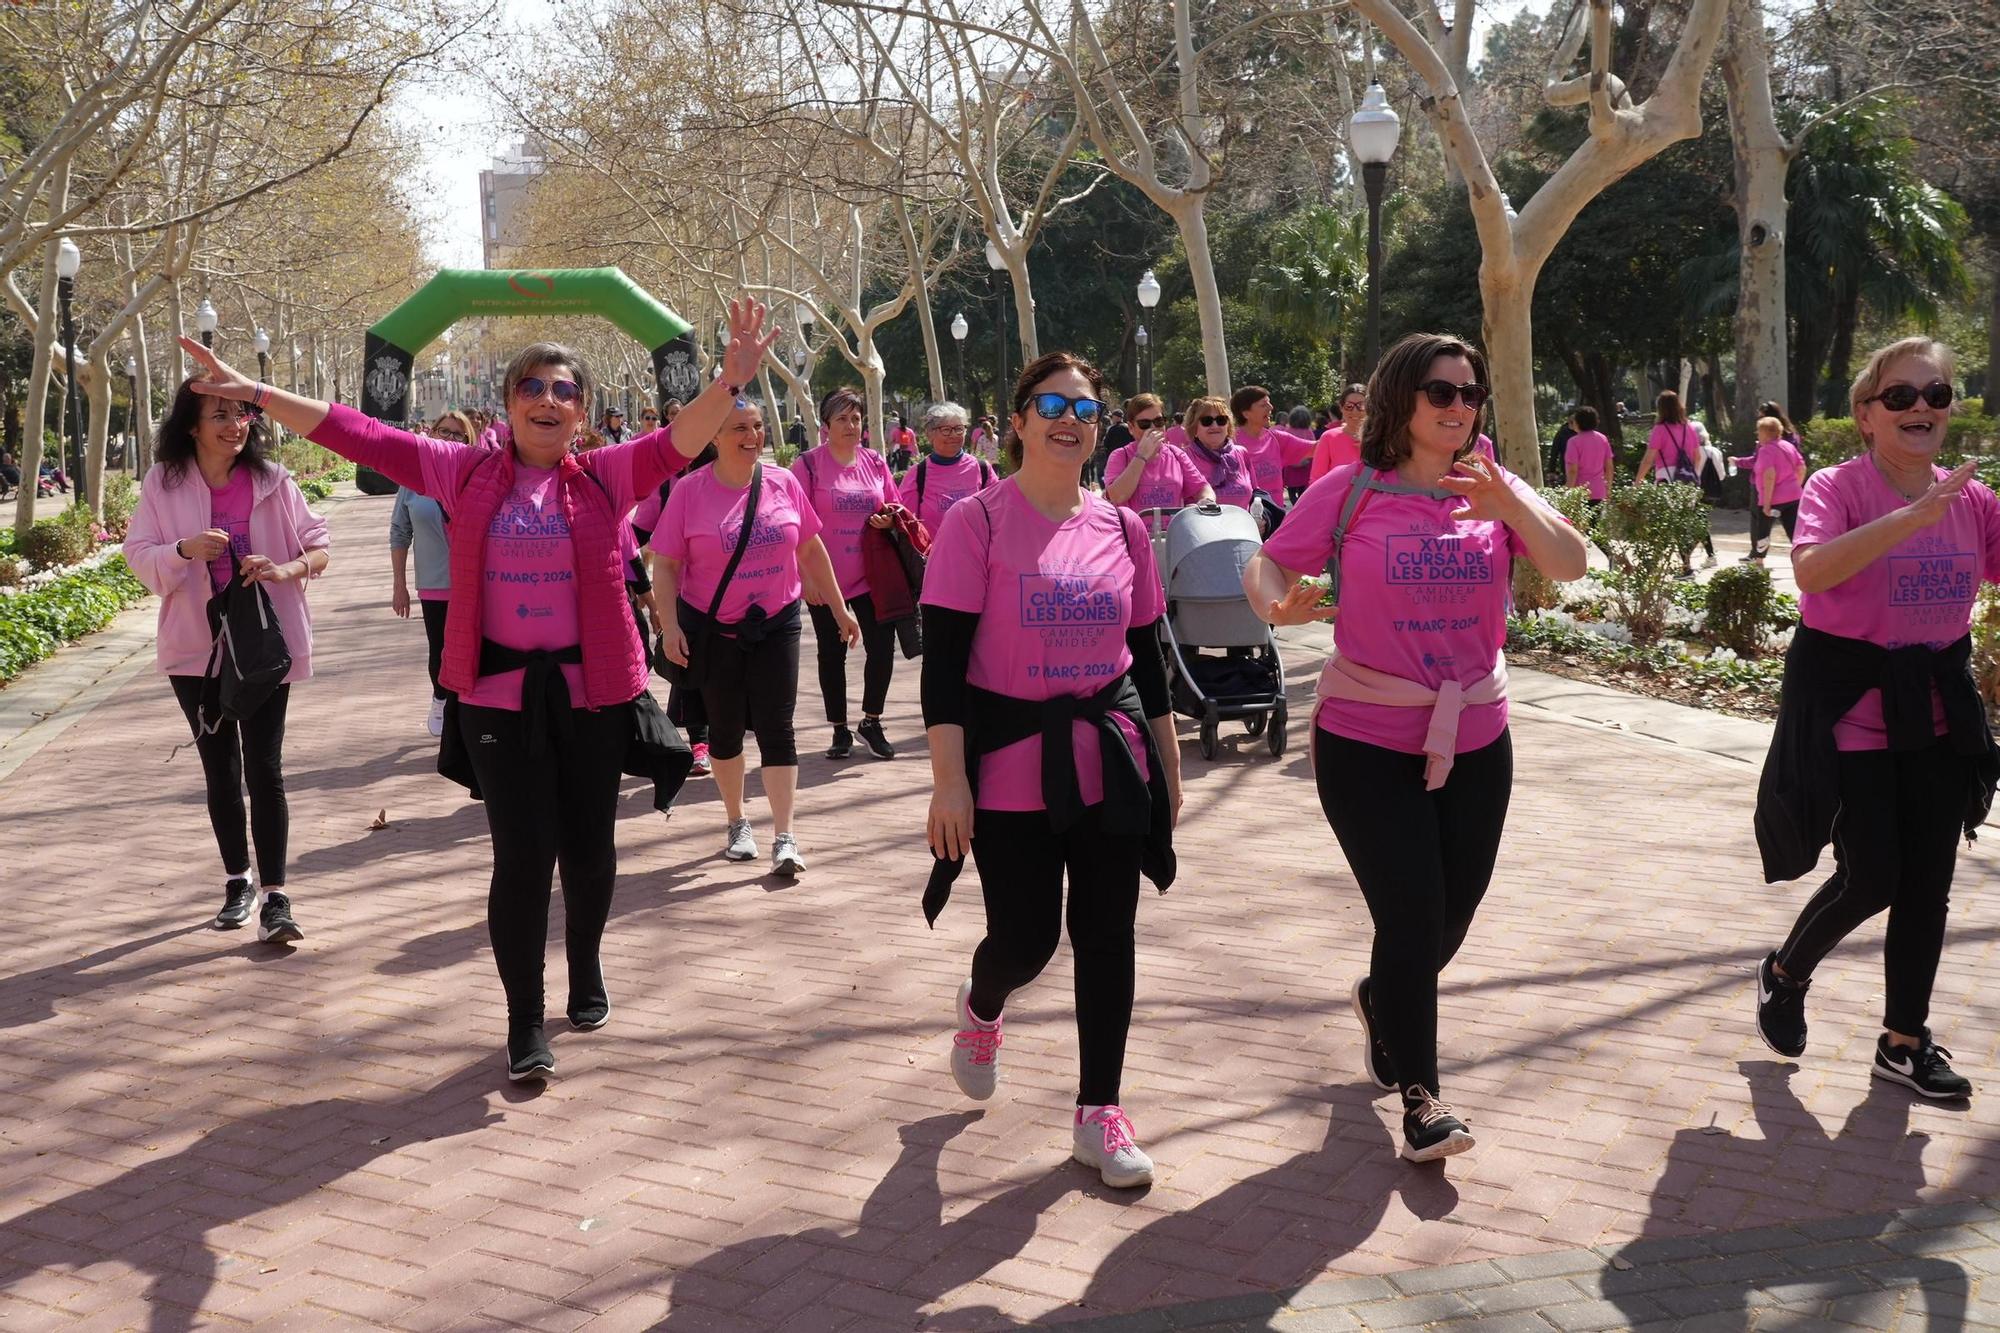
[1850,336,1954,424]
[503,342,596,413]
[1182,395,1231,437]
[819,387,864,424]
[1228,385,1270,424]
[1006,350,1106,470]
[1655,390,1685,425]
[1360,333,1488,471]
[1123,393,1163,421]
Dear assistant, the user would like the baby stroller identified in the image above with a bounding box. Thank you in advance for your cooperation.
[1155,502,1287,760]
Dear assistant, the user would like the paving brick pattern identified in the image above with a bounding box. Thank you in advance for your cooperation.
[1,489,1996,1330]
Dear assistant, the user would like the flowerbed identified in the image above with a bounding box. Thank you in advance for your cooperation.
[0,553,148,682]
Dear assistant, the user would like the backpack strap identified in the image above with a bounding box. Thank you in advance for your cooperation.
[915,457,928,512]
[1322,468,1456,608]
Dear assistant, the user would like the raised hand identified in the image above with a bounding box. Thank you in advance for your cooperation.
[1136,427,1165,461]
[1438,455,1525,524]
[721,296,783,387]
[1264,579,1337,626]
[1906,459,1978,529]
[177,336,259,402]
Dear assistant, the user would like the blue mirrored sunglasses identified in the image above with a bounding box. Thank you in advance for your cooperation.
[1028,392,1104,424]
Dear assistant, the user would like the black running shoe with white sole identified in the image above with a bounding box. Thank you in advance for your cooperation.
[568,964,610,1031]
[508,1023,555,1081]
[213,877,255,930]
[1350,976,1396,1092]
[1872,1031,1972,1100]
[1400,1087,1475,1163]
[826,726,854,760]
[1755,951,1807,1058]
[857,718,896,760]
[257,891,303,944]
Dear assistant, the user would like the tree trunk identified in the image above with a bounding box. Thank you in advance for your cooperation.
[1480,263,1543,484]
[1705,350,1732,433]
[1175,197,1231,396]
[85,353,111,513]
[14,181,65,535]
[1790,311,1833,421]
[1825,282,1861,418]
[1988,270,2000,411]
[1719,0,1792,448]
[167,282,187,384]
[128,319,154,475]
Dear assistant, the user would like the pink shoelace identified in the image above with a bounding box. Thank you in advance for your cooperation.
[1083,1105,1138,1152]
[953,1023,1002,1066]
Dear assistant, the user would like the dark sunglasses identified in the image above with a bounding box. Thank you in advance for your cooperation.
[1869,381,1953,412]
[1197,414,1229,428]
[1418,380,1491,411]
[1028,392,1104,423]
[514,376,583,404]
[1132,416,1164,430]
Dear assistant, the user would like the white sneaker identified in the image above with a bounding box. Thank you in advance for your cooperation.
[772,832,805,877]
[426,697,446,737]
[950,979,1002,1100]
[723,818,756,862]
[1073,1105,1154,1188]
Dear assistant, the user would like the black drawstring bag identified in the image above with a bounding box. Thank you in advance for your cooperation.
[195,549,292,733]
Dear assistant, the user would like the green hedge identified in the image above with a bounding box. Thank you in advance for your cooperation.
[0,555,149,682]
[1798,413,2000,473]
[295,461,356,504]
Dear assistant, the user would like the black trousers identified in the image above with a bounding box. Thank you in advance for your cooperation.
[1315,728,1513,1095]
[809,595,895,726]
[685,603,801,766]
[458,699,630,1024]
[170,676,291,887]
[967,805,1144,1106]
[1750,500,1801,556]
[1776,742,1972,1035]
[666,681,709,746]
[420,598,449,700]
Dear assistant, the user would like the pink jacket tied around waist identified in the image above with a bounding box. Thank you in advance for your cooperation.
[1313,651,1509,789]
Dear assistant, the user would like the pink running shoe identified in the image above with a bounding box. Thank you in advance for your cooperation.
[951,979,1002,1100]
[1073,1105,1154,1188]
[689,742,712,777]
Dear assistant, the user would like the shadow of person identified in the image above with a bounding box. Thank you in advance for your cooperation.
[0,1061,502,1331]
[1602,1062,1974,1329]
[0,924,209,1030]
[1071,1083,1448,1323]
[655,1110,1100,1328]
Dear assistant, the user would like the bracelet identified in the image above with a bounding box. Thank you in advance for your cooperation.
[174,539,187,560]
[252,384,272,410]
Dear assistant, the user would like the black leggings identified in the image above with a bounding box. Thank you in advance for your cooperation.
[420,598,449,700]
[1776,742,1972,1035]
[459,700,630,1024]
[1750,500,1800,556]
[689,603,801,766]
[170,676,290,887]
[666,680,709,746]
[809,595,895,725]
[967,805,1144,1106]
[1315,728,1513,1095]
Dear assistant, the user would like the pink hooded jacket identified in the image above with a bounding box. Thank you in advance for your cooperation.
[125,461,332,683]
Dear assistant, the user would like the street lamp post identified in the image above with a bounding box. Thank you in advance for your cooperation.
[1135,268,1161,394]
[195,298,218,350]
[55,238,85,506]
[985,241,1009,406]
[125,354,141,473]
[1348,82,1402,374]
[253,327,271,383]
[949,312,968,405]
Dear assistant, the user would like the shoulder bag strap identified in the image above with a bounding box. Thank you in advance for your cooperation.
[915,458,928,511]
[1321,469,1453,607]
[705,463,763,621]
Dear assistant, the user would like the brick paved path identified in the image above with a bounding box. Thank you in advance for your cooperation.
[2,489,1996,1331]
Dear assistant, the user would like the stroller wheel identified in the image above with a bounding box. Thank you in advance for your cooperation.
[1199,701,1220,760]
[1268,701,1288,758]
[1244,712,1267,738]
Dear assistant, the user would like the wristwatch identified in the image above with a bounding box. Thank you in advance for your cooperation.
[174,539,190,560]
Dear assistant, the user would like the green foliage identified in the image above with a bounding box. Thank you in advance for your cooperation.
[1516,485,1595,613]
[1973,584,2000,719]
[1598,482,1712,644]
[18,506,97,569]
[100,473,138,539]
[0,556,21,586]
[773,442,799,470]
[0,556,147,682]
[1799,413,2000,471]
[274,438,345,477]
[1704,563,1778,655]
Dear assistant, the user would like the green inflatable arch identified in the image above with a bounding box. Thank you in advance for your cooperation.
[359,267,698,423]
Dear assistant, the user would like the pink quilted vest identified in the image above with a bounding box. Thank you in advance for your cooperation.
[438,448,647,707]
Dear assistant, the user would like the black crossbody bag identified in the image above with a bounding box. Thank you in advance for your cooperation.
[655,462,762,688]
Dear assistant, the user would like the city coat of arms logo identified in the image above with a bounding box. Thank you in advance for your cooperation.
[658,350,700,401]
[366,355,409,408]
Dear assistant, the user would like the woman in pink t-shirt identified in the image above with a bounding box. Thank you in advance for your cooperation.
[1562,404,1614,502]
[793,387,902,761]
[1745,415,1809,561]
[1309,383,1368,483]
[1230,384,1317,498]
[1634,390,1715,571]
[1101,393,1214,515]
[1754,337,1997,1101]
[1178,396,1256,509]
[125,379,332,948]
[1244,333,1586,1163]
[922,351,1179,1190]
[655,401,857,875]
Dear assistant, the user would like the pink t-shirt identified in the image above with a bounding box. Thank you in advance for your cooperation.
[1236,426,1317,495]
[1754,439,1807,506]
[1565,430,1613,500]
[653,465,822,624]
[461,463,588,711]
[1647,422,1700,478]
[792,445,896,599]
[1180,441,1256,510]
[1794,456,2000,750]
[1104,441,1209,513]
[206,466,254,592]
[896,453,995,535]
[1263,463,1546,755]
[1310,427,1362,483]
[921,481,1164,811]
[629,485,667,539]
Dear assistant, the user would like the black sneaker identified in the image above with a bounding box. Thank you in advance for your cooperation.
[1873,1031,1973,1100]
[257,891,303,944]
[1350,976,1395,1092]
[856,717,896,760]
[1400,1087,1475,1163]
[213,877,255,930]
[1755,952,1808,1058]
[826,726,854,759]
[568,963,610,1031]
[507,1022,554,1082]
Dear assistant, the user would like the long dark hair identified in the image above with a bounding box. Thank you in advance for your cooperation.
[1360,333,1488,471]
[155,377,275,485]
[1007,350,1106,470]
[1656,390,1685,426]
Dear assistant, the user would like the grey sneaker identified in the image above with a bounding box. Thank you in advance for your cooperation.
[723,818,756,862]
[1072,1105,1154,1188]
[950,979,1002,1100]
[772,833,805,877]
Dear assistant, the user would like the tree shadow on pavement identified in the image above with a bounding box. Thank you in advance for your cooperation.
[653,1110,1106,1329]
[0,925,210,1030]
[0,1060,501,1332]
[1602,1061,1977,1329]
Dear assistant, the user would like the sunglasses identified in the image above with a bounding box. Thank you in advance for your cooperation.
[1197,415,1229,428]
[1418,380,1491,411]
[514,376,583,404]
[1341,401,1365,413]
[1868,381,1953,412]
[1132,416,1164,430]
[1027,393,1104,424]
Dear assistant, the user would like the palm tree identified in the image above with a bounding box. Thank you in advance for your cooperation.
[1248,205,1370,382]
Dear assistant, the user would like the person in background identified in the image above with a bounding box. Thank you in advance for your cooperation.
[1310,385,1368,483]
[601,408,630,444]
[1564,406,1613,507]
[1635,389,1716,573]
[1230,385,1316,498]
[1549,408,1579,483]
[1179,397,1256,509]
[899,402,997,534]
[391,410,474,736]
[638,406,662,434]
[1745,415,1808,563]
[1283,405,1317,500]
[1102,394,1213,517]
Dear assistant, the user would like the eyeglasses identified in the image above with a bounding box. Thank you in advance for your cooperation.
[1027,393,1104,424]
[433,427,467,440]
[1132,416,1163,430]
[1868,381,1954,412]
[641,414,659,422]
[1341,401,1366,413]
[1197,415,1229,428]
[514,376,583,404]
[1418,380,1491,411]
[933,424,968,435]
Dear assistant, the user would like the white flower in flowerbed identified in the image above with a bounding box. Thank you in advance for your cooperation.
[0,543,125,596]
[1708,646,1740,665]
[1583,619,1632,645]
[1765,627,1795,654]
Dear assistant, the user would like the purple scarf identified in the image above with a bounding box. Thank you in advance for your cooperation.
[1189,436,1243,490]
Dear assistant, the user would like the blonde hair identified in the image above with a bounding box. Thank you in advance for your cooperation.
[1182,395,1230,436]
[1755,416,1784,439]
[1850,337,1954,428]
